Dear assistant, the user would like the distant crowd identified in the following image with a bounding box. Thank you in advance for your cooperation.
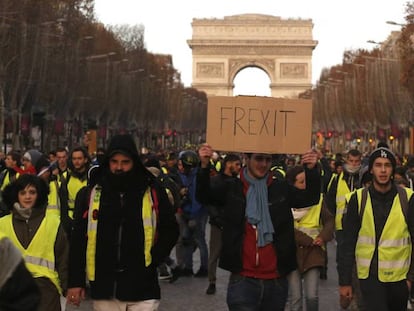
[1,138,414,311]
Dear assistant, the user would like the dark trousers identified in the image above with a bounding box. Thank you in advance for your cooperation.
[36,278,61,311]
[359,275,408,311]
[335,230,344,268]
[227,274,288,311]
[207,224,222,284]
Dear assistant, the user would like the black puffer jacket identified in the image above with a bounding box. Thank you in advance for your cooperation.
[68,135,178,301]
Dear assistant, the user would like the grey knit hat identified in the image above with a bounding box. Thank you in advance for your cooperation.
[23,149,42,166]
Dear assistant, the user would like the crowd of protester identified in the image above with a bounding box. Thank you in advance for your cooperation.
[1,137,414,311]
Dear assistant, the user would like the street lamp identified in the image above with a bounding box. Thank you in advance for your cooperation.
[367,40,382,45]
[85,51,117,61]
[386,21,406,27]
[82,35,94,41]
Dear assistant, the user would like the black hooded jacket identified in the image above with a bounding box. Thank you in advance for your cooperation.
[68,135,179,301]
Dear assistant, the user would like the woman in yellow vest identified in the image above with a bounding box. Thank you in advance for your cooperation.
[285,165,334,311]
[339,147,414,311]
[0,174,69,311]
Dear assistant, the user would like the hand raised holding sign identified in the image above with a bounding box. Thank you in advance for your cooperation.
[300,149,318,170]
[198,143,213,168]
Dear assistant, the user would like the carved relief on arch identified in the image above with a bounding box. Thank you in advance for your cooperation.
[280,63,308,78]
[196,62,225,78]
[228,58,275,82]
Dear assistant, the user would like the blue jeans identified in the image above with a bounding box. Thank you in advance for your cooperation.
[227,274,288,311]
[182,209,208,270]
[287,268,319,311]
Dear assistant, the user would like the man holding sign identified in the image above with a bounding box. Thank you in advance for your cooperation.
[197,144,320,311]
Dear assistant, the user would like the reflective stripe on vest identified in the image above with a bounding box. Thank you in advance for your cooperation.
[335,173,351,230]
[355,188,412,282]
[86,185,158,281]
[0,214,62,293]
[47,180,61,217]
[294,194,323,242]
[67,176,87,219]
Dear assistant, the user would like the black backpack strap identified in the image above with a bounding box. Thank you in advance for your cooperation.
[359,188,369,222]
[396,186,409,222]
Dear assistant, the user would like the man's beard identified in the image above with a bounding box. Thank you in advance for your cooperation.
[230,168,239,177]
[344,163,361,175]
[108,170,136,192]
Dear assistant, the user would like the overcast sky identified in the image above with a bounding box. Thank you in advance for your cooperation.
[94,0,408,94]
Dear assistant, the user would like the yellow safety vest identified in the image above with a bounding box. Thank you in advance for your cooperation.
[67,176,87,219]
[47,180,61,217]
[355,188,413,282]
[271,166,286,178]
[0,214,62,293]
[58,171,68,184]
[335,172,352,230]
[326,173,337,192]
[208,159,221,173]
[1,171,20,191]
[86,185,158,281]
[343,189,357,220]
[294,194,324,243]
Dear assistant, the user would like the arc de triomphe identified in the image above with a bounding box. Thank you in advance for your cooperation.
[187,14,318,98]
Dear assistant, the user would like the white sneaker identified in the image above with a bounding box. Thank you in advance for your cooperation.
[158,272,172,280]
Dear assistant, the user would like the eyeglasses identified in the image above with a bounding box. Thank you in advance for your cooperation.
[21,158,30,162]
[252,155,272,163]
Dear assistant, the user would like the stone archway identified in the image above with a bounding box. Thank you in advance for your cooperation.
[187,14,318,98]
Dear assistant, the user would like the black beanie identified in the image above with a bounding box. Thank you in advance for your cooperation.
[368,147,396,172]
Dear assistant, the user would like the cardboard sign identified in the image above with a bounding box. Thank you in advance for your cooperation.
[206,96,312,154]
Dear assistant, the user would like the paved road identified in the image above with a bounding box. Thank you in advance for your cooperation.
[67,225,341,311]
[158,241,340,311]
[159,243,340,311]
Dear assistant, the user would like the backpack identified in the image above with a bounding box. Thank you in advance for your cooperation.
[158,173,181,212]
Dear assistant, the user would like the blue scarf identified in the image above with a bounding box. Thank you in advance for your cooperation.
[243,167,274,247]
